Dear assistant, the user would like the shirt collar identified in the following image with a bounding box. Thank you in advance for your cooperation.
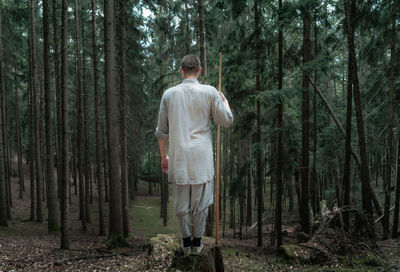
[182,78,199,84]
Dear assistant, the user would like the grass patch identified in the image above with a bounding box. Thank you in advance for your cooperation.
[130,195,179,239]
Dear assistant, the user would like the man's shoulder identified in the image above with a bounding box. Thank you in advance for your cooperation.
[162,85,180,98]
[196,83,218,95]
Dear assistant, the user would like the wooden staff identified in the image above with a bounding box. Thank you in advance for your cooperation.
[215,52,222,245]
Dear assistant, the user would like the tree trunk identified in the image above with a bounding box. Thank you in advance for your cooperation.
[14,56,24,199]
[91,0,105,236]
[184,2,190,54]
[300,8,311,234]
[102,120,109,202]
[60,0,70,250]
[28,17,36,221]
[29,0,43,224]
[384,0,396,239]
[0,2,7,227]
[275,0,283,248]
[247,165,252,226]
[52,0,62,199]
[343,32,353,231]
[311,19,317,215]
[198,0,206,76]
[393,135,400,238]
[81,17,91,224]
[344,0,373,218]
[254,0,263,247]
[74,0,87,231]
[43,0,59,233]
[118,0,130,238]
[105,0,124,247]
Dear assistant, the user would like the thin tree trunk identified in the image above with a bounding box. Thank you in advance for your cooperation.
[118,0,129,238]
[0,2,7,227]
[102,119,109,202]
[384,0,396,239]
[81,18,91,224]
[74,0,87,231]
[343,33,353,231]
[254,0,263,247]
[52,0,61,199]
[247,165,252,226]
[43,0,59,232]
[105,0,123,245]
[30,0,43,224]
[300,8,311,234]
[344,0,373,218]
[393,135,400,237]
[91,0,105,236]
[14,56,24,199]
[311,19,317,215]
[60,0,70,250]
[28,14,36,220]
[275,0,283,248]
[198,0,206,76]
[184,2,190,54]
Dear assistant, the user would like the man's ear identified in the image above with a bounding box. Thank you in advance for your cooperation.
[179,67,184,76]
[197,67,202,76]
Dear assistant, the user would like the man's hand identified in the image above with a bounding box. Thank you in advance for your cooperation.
[161,156,169,173]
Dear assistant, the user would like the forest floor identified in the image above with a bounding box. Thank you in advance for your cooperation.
[1,165,400,271]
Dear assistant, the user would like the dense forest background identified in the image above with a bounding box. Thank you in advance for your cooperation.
[0,0,400,270]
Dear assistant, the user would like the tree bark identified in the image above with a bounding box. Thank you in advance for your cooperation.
[184,2,190,54]
[311,19,317,215]
[254,0,263,247]
[344,0,373,218]
[384,0,396,239]
[300,8,311,234]
[0,2,7,227]
[198,0,206,76]
[81,14,91,224]
[393,135,400,237]
[14,56,24,199]
[118,0,130,238]
[28,6,36,220]
[105,0,124,246]
[29,0,43,224]
[275,0,283,248]
[43,0,59,233]
[343,31,353,231]
[74,0,87,231]
[52,0,62,199]
[60,0,70,250]
[91,0,105,236]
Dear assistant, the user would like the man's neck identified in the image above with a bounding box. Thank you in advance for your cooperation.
[184,76,198,79]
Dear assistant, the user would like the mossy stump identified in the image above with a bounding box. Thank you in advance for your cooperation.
[148,234,224,272]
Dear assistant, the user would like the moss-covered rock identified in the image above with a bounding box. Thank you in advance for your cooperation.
[279,243,329,264]
[148,234,224,272]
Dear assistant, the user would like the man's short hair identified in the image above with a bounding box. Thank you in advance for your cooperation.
[181,54,201,75]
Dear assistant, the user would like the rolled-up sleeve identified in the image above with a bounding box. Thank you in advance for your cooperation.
[155,93,169,140]
[211,90,234,128]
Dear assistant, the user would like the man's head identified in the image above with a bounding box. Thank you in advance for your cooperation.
[180,54,202,78]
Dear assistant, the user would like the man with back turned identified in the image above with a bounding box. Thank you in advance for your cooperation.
[155,54,233,254]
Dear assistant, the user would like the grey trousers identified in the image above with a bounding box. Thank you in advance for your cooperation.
[173,181,214,238]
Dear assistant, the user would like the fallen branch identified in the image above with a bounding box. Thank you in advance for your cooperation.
[374,206,395,224]
[54,254,117,265]
[310,78,383,218]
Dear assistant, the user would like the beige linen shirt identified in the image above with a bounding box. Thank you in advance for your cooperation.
[155,78,233,185]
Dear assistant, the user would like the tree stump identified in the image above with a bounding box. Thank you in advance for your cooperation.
[148,234,224,272]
